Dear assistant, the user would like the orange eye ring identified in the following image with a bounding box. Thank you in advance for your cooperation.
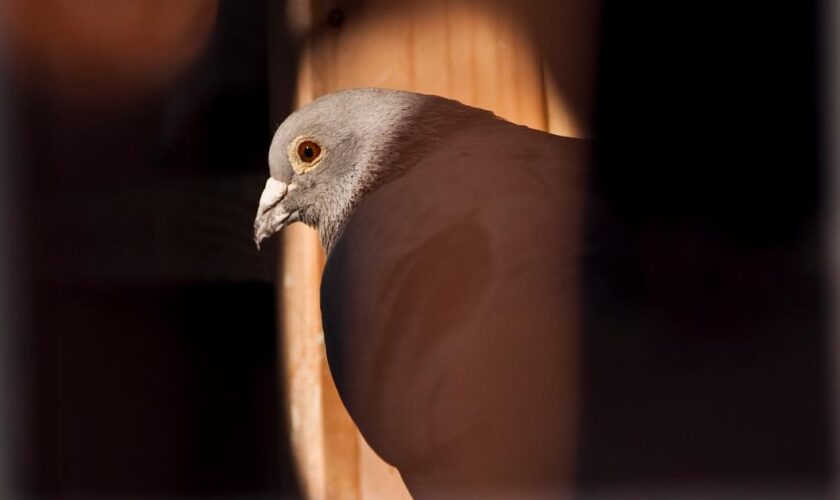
[297,140,321,163]
[288,136,325,174]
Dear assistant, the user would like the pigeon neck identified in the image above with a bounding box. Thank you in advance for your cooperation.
[319,97,494,255]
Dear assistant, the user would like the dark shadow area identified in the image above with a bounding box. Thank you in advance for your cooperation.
[578,0,831,494]
[9,0,302,497]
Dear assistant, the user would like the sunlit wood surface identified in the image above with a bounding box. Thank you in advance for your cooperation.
[271,0,596,497]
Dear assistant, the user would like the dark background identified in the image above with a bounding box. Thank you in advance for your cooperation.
[8,0,301,497]
[2,0,834,497]
[580,0,830,494]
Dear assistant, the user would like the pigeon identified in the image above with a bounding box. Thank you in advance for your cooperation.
[254,88,587,497]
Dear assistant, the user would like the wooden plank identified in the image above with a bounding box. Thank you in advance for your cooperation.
[281,27,364,500]
[494,0,547,129]
[544,67,580,138]
[444,1,477,106]
[535,0,600,138]
[333,2,413,91]
[358,434,411,499]
[279,223,327,500]
[321,357,360,500]
[408,0,450,96]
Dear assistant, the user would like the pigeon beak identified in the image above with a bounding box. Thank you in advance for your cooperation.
[253,178,295,250]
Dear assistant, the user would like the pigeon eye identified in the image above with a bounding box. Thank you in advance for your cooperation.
[288,136,325,174]
[297,141,321,163]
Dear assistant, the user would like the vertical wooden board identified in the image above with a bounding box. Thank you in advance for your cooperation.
[302,21,366,497]
[448,0,547,130]
[472,0,499,112]
[507,15,547,130]
[530,0,600,138]
[358,434,413,500]
[492,0,519,123]
[409,0,451,97]
[444,0,477,106]
[544,65,582,138]
[321,360,360,500]
[333,4,413,91]
[538,0,598,139]
[279,223,326,500]
[282,34,363,500]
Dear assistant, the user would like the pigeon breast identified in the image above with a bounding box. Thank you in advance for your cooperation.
[320,115,587,495]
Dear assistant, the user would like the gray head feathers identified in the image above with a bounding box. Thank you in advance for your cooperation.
[254,88,494,252]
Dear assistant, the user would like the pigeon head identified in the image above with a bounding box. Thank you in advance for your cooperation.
[253,87,489,252]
